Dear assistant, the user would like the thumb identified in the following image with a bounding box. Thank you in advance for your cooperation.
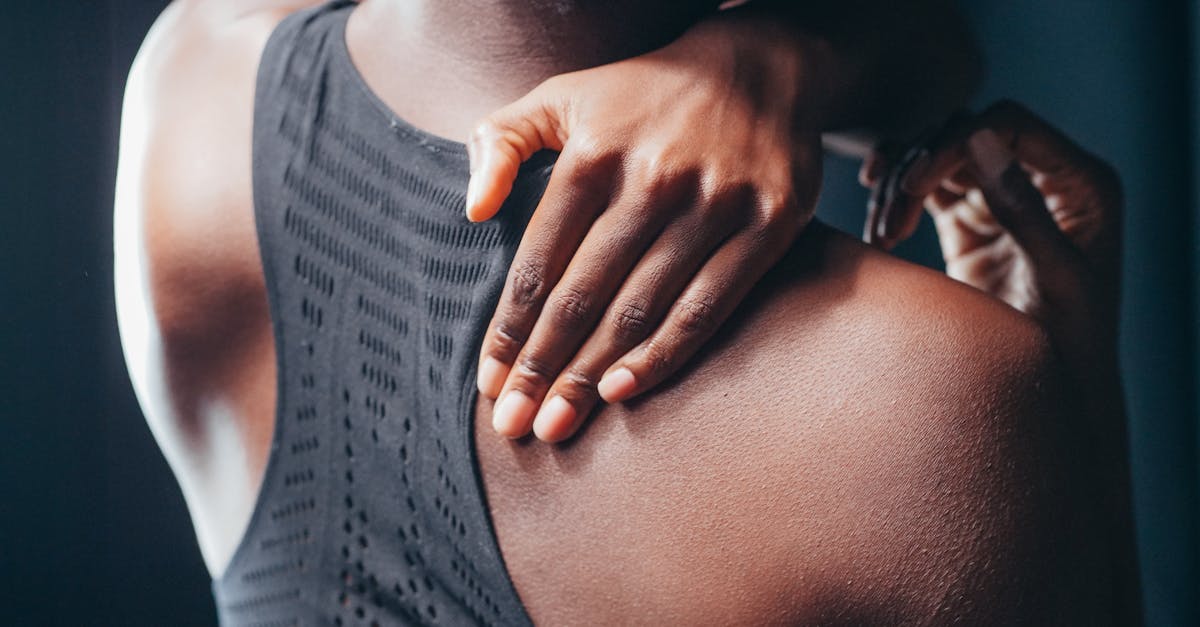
[465,87,569,222]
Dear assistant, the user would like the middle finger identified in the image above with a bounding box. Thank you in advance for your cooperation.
[489,187,679,437]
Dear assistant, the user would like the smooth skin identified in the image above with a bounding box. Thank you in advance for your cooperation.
[116,0,1128,622]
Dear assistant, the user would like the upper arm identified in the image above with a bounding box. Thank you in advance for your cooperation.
[872,309,1107,625]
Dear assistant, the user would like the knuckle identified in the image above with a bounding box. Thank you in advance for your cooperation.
[631,148,691,196]
[674,291,719,335]
[508,259,549,307]
[640,341,675,378]
[757,186,800,223]
[558,368,599,397]
[609,297,653,340]
[567,133,617,171]
[489,323,526,356]
[549,286,594,326]
[634,146,671,177]
[513,354,556,385]
[742,210,785,249]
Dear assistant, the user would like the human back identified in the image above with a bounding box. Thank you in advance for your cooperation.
[115,1,1110,624]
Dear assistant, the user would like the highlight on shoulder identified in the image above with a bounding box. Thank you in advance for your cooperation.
[478,224,1093,625]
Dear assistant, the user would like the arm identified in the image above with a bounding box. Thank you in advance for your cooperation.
[466,0,984,442]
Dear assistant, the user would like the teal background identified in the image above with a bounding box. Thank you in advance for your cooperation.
[1,1,1195,624]
[819,3,1199,624]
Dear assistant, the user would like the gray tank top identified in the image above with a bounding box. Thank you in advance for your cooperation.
[212,3,550,624]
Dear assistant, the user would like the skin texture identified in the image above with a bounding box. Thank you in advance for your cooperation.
[859,105,1139,622]
[455,0,982,442]
[478,225,1101,625]
[464,14,824,443]
[116,0,1116,622]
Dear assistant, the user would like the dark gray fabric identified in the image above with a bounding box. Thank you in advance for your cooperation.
[212,3,547,624]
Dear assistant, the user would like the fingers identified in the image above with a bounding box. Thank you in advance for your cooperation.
[963,128,1078,272]
[973,99,1094,175]
[598,228,780,405]
[863,149,925,250]
[476,152,614,400]
[529,210,739,442]
[865,102,1104,250]
[866,114,973,247]
[863,166,889,247]
[488,188,681,438]
[863,145,909,249]
[465,82,569,222]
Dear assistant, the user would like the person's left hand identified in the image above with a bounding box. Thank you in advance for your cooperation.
[465,16,824,442]
[861,100,1124,405]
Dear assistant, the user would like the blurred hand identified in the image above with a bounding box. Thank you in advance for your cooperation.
[862,100,1123,375]
[465,18,823,442]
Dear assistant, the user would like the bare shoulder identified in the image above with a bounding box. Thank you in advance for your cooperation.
[745,226,1087,622]
[116,0,307,334]
[691,225,1090,622]
[480,224,1089,624]
[113,0,315,573]
[756,224,1058,412]
[114,0,306,439]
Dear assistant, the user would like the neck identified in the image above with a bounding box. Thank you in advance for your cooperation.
[347,0,714,141]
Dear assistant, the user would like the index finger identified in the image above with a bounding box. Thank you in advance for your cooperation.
[475,149,615,399]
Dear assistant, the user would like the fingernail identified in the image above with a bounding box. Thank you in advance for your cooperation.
[532,395,576,442]
[966,129,1014,182]
[477,357,508,398]
[492,390,537,438]
[899,150,931,194]
[597,367,637,403]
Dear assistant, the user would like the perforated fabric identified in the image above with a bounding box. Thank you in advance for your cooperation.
[212,3,546,624]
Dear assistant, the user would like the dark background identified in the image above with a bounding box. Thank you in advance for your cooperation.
[1,1,1196,625]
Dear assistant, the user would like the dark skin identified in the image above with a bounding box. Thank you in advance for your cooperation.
[116,0,1130,622]
[860,102,1139,623]
[453,0,983,441]
[118,0,981,569]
